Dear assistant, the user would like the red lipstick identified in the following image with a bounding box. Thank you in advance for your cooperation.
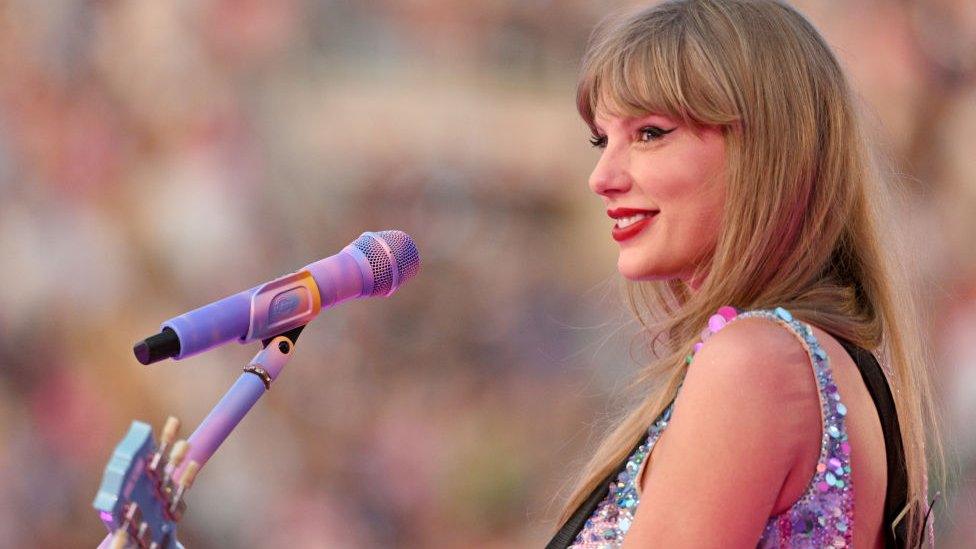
[607,208,659,242]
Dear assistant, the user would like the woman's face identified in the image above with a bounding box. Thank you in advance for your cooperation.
[588,108,727,288]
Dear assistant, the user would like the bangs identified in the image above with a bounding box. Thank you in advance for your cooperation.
[576,7,739,132]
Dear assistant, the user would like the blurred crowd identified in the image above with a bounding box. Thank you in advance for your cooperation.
[0,1,973,547]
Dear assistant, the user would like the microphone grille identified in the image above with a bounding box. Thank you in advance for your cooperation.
[377,230,421,283]
[352,230,421,297]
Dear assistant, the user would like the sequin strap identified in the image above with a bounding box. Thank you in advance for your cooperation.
[732,307,855,547]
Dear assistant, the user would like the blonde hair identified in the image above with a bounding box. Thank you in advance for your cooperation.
[558,0,944,545]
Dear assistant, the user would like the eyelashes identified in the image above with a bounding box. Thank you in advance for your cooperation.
[638,126,675,141]
[589,126,676,149]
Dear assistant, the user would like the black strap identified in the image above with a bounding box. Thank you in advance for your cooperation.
[835,338,911,547]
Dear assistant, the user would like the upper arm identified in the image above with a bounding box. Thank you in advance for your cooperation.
[622,316,817,548]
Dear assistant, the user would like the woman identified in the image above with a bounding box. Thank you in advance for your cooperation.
[547,1,942,547]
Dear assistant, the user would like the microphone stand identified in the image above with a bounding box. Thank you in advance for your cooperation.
[177,325,304,478]
[97,325,305,549]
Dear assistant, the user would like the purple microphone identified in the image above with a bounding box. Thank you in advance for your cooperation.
[134,230,421,365]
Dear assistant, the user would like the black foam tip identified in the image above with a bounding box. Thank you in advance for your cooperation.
[133,328,181,365]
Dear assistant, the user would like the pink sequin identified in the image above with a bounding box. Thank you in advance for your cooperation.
[717,305,738,321]
[707,314,727,332]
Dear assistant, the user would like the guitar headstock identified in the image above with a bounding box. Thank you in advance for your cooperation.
[93,417,200,549]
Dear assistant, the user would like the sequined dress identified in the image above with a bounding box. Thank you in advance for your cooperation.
[568,308,855,548]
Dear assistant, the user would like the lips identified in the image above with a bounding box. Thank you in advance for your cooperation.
[607,208,659,242]
[607,208,659,218]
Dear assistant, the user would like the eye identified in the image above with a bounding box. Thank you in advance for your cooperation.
[638,126,676,142]
[589,134,607,149]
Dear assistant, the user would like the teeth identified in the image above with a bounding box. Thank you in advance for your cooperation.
[615,213,650,229]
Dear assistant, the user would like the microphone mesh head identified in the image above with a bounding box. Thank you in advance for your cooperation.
[377,230,421,284]
[352,230,421,296]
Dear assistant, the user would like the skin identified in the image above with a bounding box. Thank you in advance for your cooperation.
[587,110,887,547]
[588,109,727,289]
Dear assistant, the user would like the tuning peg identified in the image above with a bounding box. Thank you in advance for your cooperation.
[110,503,141,549]
[161,416,180,445]
[109,529,128,549]
[162,439,190,489]
[150,416,181,473]
[168,440,189,469]
[168,460,201,520]
[178,461,201,489]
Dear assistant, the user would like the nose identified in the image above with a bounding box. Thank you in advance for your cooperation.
[588,147,632,197]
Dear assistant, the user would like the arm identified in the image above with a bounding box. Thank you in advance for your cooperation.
[623,317,819,548]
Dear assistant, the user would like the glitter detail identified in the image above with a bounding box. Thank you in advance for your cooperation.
[567,399,676,548]
[568,307,854,548]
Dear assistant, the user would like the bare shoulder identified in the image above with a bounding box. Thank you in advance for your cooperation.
[684,314,814,399]
[670,313,823,481]
[626,314,823,544]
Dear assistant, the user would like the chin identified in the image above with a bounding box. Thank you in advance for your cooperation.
[617,255,670,282]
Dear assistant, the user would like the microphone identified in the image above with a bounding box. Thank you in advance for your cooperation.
[133,230,420,365]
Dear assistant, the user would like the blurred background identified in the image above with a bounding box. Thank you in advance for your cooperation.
[0,0,973,547]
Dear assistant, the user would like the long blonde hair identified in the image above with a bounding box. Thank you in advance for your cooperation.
[558,1,944,545]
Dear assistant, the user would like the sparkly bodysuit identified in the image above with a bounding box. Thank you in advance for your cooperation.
[569,308,855,548]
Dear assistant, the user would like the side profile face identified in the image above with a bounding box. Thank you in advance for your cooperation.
[588,108,728,288]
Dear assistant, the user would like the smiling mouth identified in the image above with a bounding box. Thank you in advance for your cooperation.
[611,211,658,242]
[614,212,654,229]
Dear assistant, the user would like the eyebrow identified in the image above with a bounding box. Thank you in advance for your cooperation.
[593,113,677,133]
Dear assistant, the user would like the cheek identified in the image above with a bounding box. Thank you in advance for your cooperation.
[633,159,723,217]
[677,175,726,255]
[664,138,726,223]
[633,154,726,256]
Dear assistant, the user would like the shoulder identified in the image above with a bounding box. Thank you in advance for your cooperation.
[686,311,813,397]
[673,309,823,475]
[625,310,823,543]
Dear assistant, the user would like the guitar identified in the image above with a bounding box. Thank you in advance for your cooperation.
[92,417,200,549]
